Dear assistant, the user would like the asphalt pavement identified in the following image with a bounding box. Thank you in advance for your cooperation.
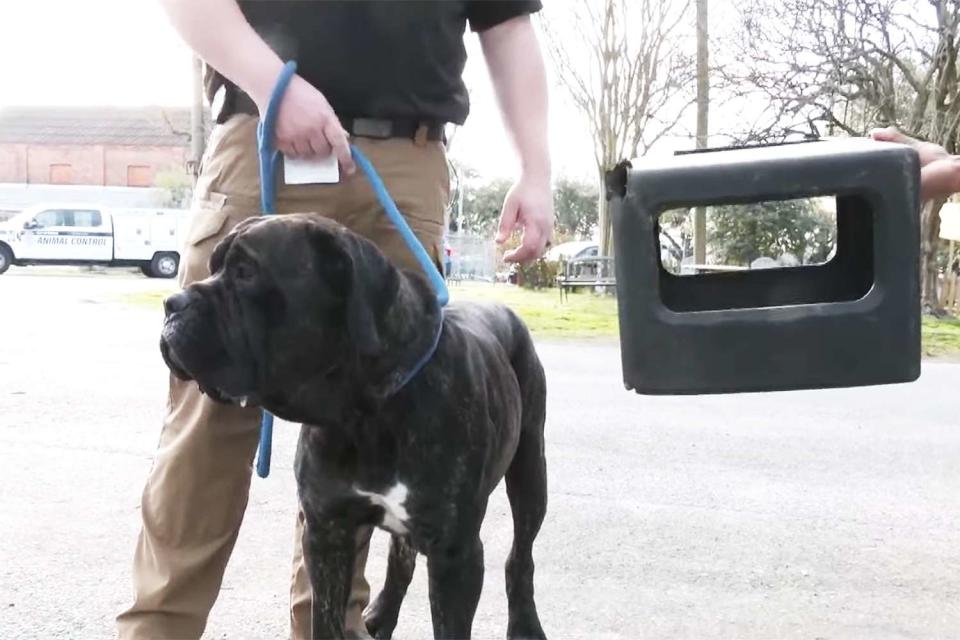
[1,268,958,639]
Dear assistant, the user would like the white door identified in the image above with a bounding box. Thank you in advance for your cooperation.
[150,212,181,252]
[65,209,113,260]
[18,209,69,259]
[111,211,151,260]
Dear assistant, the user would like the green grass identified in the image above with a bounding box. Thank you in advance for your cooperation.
[448,281,619,338]
[921,315,960,358]
[118,282,960,356]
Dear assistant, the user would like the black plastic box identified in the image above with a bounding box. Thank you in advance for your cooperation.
[608,138,921,394]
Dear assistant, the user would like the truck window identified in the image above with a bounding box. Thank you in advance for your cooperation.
[35,210,68,227]
[72,210,102,227]
[33,209,101,227]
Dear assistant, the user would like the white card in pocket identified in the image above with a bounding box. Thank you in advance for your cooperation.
[283,153,340,185]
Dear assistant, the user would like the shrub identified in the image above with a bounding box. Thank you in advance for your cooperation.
[515,258,559,289]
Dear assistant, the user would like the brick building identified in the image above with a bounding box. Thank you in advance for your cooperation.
[0,106,206,188]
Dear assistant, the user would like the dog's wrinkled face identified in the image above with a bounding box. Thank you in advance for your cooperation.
[160,214,395,412]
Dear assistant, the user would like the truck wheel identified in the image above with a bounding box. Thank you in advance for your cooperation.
[149,252,180,279]
[139,265,152,277]
[0,244,12,275]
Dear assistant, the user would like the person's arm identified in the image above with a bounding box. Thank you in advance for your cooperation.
[479,15,554,263]
[870,126,960,201]
[158,0,354,171]
[923,156,960,201]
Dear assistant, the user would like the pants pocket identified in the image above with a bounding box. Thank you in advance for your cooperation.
[179,192,259,285]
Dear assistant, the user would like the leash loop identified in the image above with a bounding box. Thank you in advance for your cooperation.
[349,146,449,306]
[257,60,298,216]
[254,60,448,478]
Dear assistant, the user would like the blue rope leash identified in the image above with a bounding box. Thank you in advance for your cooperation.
[252,61,297,479]
[254,60,448,478]
[349,147,449,307]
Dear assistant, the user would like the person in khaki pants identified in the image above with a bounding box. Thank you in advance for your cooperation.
[116,1,553,638]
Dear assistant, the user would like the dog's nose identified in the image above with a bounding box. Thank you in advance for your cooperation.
[163,291,192,316]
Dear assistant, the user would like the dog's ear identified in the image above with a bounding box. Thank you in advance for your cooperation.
[342,233,400,357]
[306,219,395,357]
[209,216,265,275]
[346,259,381,356]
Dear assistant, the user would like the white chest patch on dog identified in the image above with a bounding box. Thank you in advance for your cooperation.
[354,483,410,535]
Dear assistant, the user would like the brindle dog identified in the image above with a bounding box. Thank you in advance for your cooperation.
[160,214,548,640]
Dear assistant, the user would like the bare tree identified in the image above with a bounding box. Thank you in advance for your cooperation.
[542,0,695,256]
[719,0,960,310]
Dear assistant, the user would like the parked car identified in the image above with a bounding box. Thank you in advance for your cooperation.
[543,240,598,263]
[0,204,191,278]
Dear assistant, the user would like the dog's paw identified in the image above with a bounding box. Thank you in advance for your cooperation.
[507,615,547,640]
[363,597,397,640]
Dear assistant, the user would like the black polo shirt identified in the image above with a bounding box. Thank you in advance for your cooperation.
[205,0,542,126]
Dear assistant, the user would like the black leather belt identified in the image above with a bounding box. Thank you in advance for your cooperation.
[342,117,445,142]
[221,89,445,142]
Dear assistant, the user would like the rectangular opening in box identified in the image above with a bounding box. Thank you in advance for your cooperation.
[659,196,838,275]
[656,195,874,312]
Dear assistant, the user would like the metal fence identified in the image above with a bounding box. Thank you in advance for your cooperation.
[941,272,960,312]
[445,232,497,282]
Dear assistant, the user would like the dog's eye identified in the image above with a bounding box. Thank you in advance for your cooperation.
[232,260,257,281]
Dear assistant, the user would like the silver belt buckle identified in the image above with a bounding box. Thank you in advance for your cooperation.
[353,118,393,139]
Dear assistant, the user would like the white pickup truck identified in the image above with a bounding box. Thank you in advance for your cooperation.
[0,204,191,278]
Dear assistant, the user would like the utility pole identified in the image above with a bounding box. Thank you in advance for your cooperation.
[457,176,465,233]
[188,55,206,183]
[694,0,709,265]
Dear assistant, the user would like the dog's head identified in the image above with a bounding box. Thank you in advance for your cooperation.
[160,213,412,418]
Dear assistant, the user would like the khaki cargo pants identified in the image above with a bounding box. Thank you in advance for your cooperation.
[116,114,448,639]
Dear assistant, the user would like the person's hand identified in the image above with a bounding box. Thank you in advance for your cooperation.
[869,126,959,201]
[870,126,949,166]
[258,74,356,174]
[496,176,554,263]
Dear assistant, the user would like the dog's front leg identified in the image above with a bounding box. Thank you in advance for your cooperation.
[364,534,417,639]
[302,514,357,640]
[426,537,484,639]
